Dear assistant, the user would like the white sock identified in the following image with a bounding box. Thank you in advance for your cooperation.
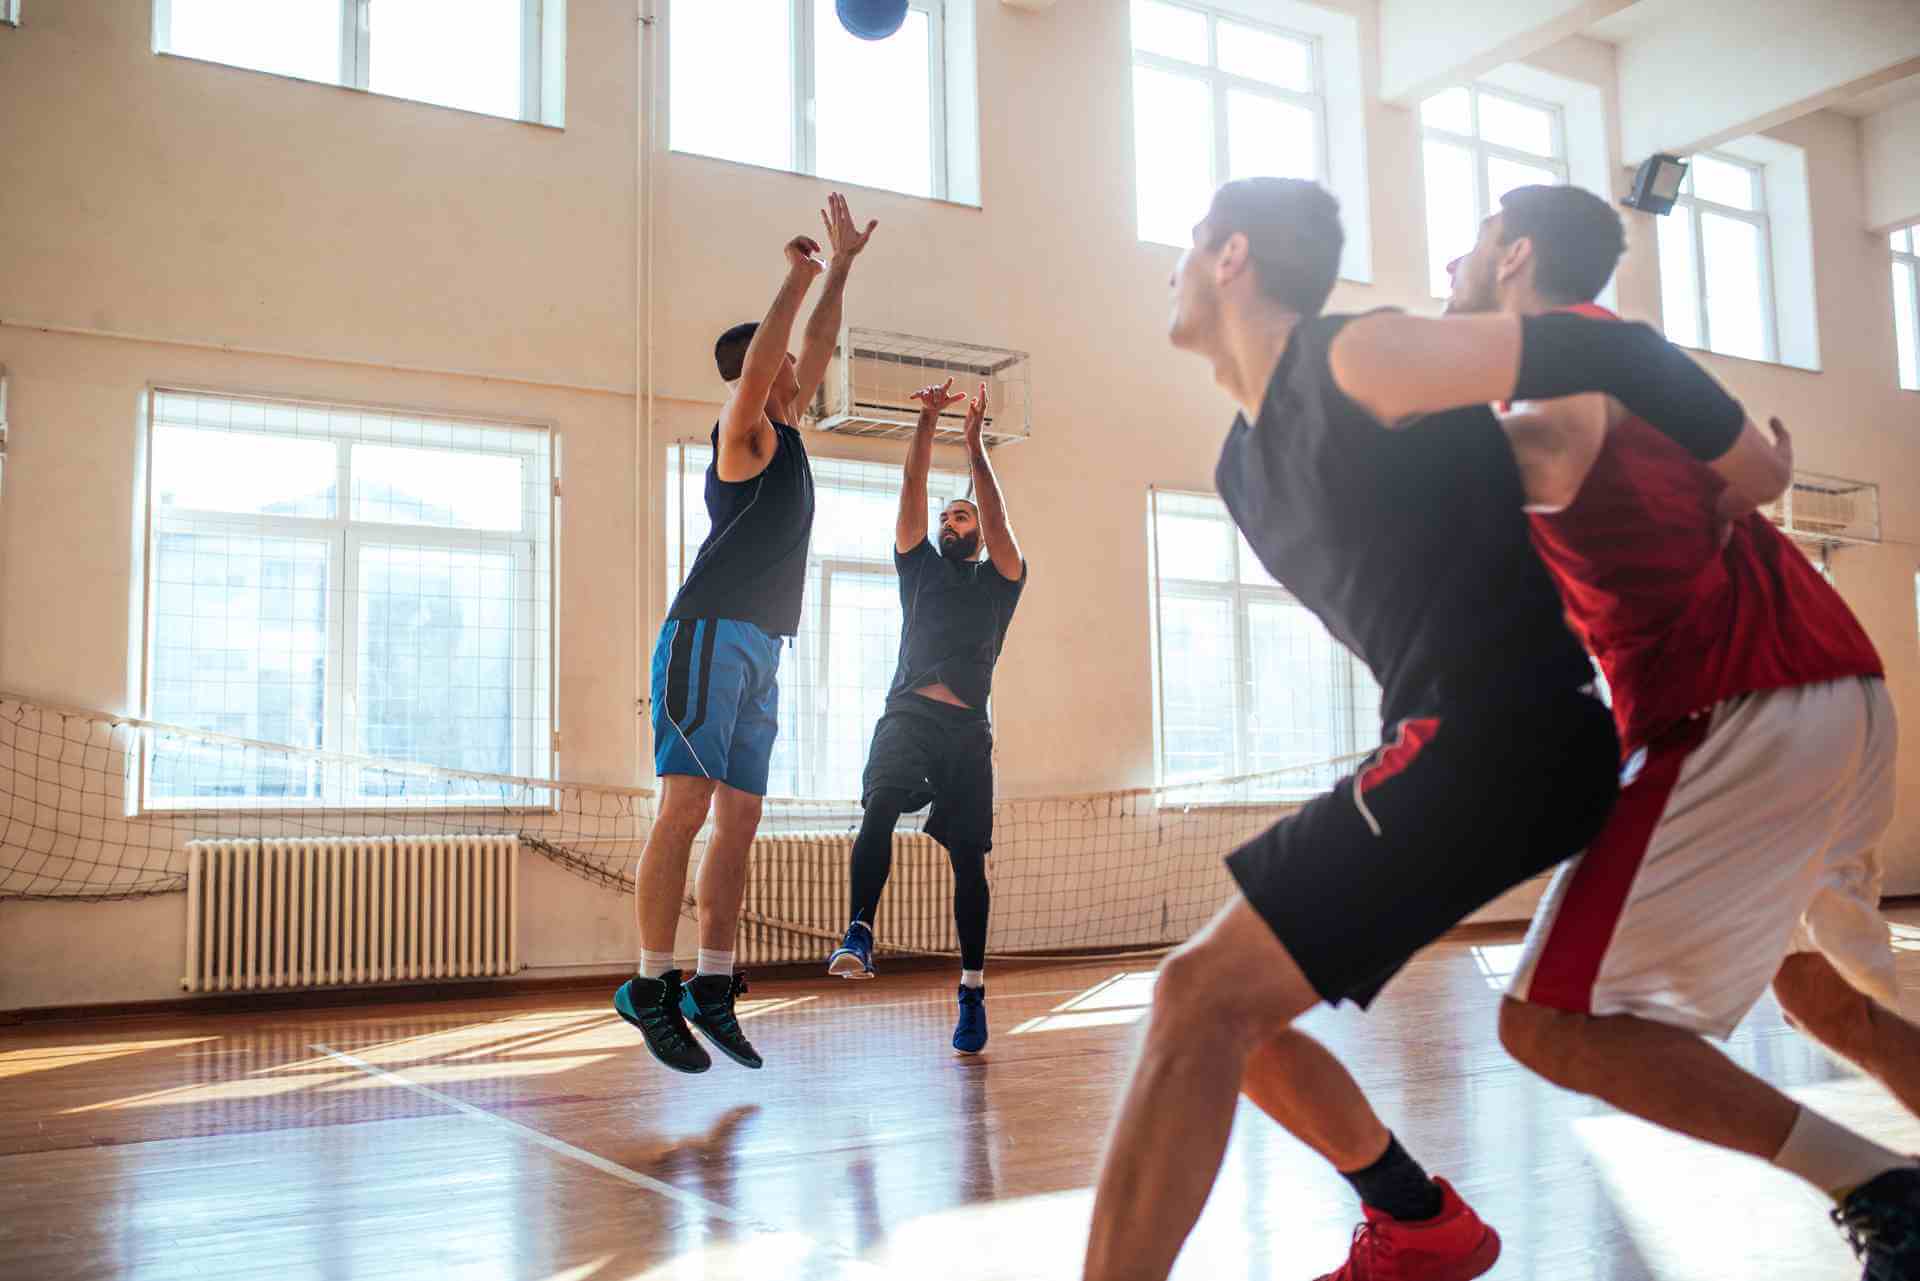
[961,969,985,989]
[639,950,675,979]
[696,948,734,978]
[1773,1106,1912,1199]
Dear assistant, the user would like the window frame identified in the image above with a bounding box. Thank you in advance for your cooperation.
[1420,82,1569,298]
[1128,0,1329,248]
[138,386,557,815]
[151,0,548,125]
[669,0,952,202]
[1893,225,1920,392]
[1663,152,1781,364]
[1147,488,1375,792]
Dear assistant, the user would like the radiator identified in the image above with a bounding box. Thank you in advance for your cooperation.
[182,835,520,993]
[736,831,955,966]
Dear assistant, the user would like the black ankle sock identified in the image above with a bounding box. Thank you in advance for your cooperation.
[1342,1134,1444,1222]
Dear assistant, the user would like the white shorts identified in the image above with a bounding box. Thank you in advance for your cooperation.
[1509,676,1898,1038]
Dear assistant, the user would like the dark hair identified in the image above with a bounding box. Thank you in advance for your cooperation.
[1202,178,1343,317]
[714,322,759,382]
[1497,185,1624,304]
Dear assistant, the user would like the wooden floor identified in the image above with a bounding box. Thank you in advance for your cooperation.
[4,911,1917,1281]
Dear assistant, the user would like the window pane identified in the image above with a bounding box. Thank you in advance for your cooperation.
[366,0,524,120]
[1131,0,1208,64]
[1485,155,1558,206]
[1657,209,1702,348]
[1246,597,1346,774]
[1133,65,1214,247]
[1215,21,1312,92]
[1155,508,1234,583]
[1420,87,1471,134]
[1422,138,1478,298]
[1892,228,1911,253]
[821,570,901,799]
[356,544,518,781]
[1158,593,1235,781]
[154,426,337,519]
[1236,531,1279,588]
[149,533,331,801]
[1226,90,1317,182]
[1476,92,1555,157]
[1700,210,1769,360]
[1894,260,1919,391]
[814,3,933,197]
[669,0,792,171]
[164,0,342,85]
[1689,153,1756,211]
[351,443,524,533]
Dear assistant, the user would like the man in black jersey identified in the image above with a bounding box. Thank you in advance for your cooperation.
[614,195,877,1077]
[825,378,1025,1055]
[1083,177,1769,1281]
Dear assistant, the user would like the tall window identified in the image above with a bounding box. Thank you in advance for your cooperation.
[152,0,555,123]
[670,0,951,201]
[1129,0,1325,248]
[143,389,554,807]
[1420,84,1568,298]
[1892,226,1919,392]
[1148,491,1379,786]
[666,445,968,800]
[1657,153,1777,363]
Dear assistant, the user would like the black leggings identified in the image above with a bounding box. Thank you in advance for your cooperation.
[850,787,989,971]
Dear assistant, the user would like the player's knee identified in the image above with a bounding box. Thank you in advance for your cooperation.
[1773,953,1874,1057]
[656,779,716,840]
[711,788,765,839]
[1499,997,1581,1079]
[1154,937,1265,1045]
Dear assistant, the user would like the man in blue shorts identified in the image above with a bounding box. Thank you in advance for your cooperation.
[614,194,877,1075]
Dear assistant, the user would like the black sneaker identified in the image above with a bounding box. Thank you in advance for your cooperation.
[614,972,711,1074]
[679,972,764,1069]
[1835,1164,1920,1280]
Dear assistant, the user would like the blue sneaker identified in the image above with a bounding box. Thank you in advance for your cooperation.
[953,984,987,1054]
[827,920,876,979]
[614,972,711,1074]
[679,971,764,1070]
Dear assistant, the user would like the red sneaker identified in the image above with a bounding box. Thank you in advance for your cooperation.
[1313,1178,1501,1281]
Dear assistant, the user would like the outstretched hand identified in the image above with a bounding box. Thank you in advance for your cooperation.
[963,382,988,452]
[784,235,826,277]
[821,192,879,264]
[911,377,968,418]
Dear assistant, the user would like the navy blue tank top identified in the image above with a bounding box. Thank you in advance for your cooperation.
[1216,314,1591,727]
[668,421,815,637]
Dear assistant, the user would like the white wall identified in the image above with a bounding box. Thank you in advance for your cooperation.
[3,1,1918,1011]
[1864,97,1920,232]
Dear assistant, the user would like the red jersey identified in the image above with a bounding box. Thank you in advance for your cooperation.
[1523,304,1882,754]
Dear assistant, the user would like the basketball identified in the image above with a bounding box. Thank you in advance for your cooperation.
[835,0,908,41]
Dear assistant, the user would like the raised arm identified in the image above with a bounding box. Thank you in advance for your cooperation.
[719,237,823,481]
[963,383,1024,581]
[899,379,963,554]
[1328,312,1748,463]
[792,193,878,424]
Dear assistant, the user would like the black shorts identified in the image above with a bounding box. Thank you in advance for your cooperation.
[861,695,995,852]
[1227,684,1619,1010]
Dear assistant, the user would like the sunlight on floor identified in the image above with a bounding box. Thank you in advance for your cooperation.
[1469,944,1524,992]
[1009,971,1157,1036]
[1891,922,1919,953]
[0,1037,214,1082]
[1574,1076,1919,1278]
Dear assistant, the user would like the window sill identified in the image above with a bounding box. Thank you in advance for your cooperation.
[154,51,563,131]
[138,799,559,820]
[668,148,982,211]
[1671,340,1822,376]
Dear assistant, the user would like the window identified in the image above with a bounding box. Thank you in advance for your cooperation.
[1129,0,1325,249]
[666,444,969,800]
[1893,226,1919,391]
[1420,83,1568,298]
[1148,490,1379,787]
[152,0,560,124]
[2,1,19,27]
[1656,153,1777,363]
[142,389,554,807]
[669,0,968,203]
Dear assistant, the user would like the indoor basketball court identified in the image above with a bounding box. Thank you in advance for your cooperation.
[4,1,1920,1279]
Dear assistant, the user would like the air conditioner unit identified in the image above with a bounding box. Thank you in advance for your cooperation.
[1760,471,1879,546]
[813,326,1032,449]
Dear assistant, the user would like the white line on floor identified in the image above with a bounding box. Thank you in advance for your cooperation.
[311,1040,768,1229]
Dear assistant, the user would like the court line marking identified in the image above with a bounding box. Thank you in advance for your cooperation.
[312,1041,771,1230]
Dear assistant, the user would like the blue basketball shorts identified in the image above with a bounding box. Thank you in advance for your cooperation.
[650,618,783,796]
